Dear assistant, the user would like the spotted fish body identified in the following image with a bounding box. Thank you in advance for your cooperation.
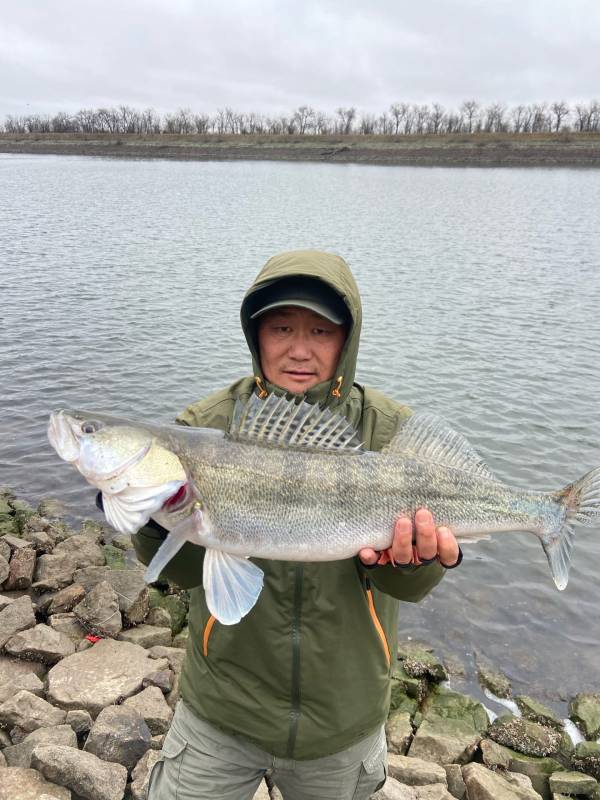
[48,394,600,624]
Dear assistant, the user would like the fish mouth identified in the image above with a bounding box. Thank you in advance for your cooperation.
[48,411,82,464]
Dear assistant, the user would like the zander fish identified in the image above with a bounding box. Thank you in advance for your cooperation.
[48,395,600,624]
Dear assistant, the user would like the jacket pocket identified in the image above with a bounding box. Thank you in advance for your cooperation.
[365,586,391,669]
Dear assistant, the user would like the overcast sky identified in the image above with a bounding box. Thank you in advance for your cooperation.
[1,0,599,120]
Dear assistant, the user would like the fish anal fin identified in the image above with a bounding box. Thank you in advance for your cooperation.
[384,413,497,480]
[203,549,264,625]
[229,394,363,453]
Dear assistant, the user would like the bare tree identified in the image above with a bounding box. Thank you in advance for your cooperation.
[460,100,479,134]
[336,107,356,135]
[550,101,570,132]
[293,106,315,134]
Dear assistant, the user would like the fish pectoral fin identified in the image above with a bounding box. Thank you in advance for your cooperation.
[203,549,264,625]
[384,413,498,480]
[102,480,185,535]
[144,509,205,584]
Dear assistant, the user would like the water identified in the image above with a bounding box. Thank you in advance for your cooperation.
[1,154,599,711]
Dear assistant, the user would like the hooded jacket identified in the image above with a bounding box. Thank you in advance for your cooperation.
[132,250,445,760]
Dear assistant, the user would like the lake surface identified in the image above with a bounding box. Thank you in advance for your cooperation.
[1,154,599,713]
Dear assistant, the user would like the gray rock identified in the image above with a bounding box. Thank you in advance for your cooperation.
[0,593,13,611]
[32,743,128,800]
[3,546,36,590]
[0,654,47,685]
[166,670,180,709]
[3,724,77,768]
[515,697,563,732]
[0,595,36,648]
[0,671,44,704]
[25,530,54,553]
[148,645,185,673]
[253,780,271,800]
[142,669,174,694]
[5,623,76,664]
[0,727,10,746]
[32,553,77,591]
[477,660,512,699]
[172,626,189,648]
[47,584,86,615]
[572,741,600,780]
[387,754,447,786]
[400,647,448,683]
[0,690,67,733]
[73,567,149,625]
[53,535,105,570]
[386,710,413,755]
[0,538,11,562]
[444,764,466,799]
[548,770,597,795]
[570,693,600,739]
[1,534,33,552]
[84,705,152,770]
[111,534,133,551]
[145,606,171,627]
[65,709,93,734]
[37,498,66,519]
[118,624,172,648]
[123,686,173,735]
[150,734,165,749]
[463,763,543,799]
[46,638,168,716]
[0,766,71,800]
[489,715,562,757]
[0,553,9,585]
[48,612,87,643]
[73,580,123,637]
[372,778,418,799]
[130,748,161,800]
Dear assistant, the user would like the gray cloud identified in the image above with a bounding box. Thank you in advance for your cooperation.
[1,0,599,119]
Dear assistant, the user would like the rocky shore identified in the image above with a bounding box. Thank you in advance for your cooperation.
[1,487,599,800]
[1,132,600,168]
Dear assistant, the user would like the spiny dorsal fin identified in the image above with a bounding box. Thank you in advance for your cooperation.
[229,394,363,452]
[383,413,497,480]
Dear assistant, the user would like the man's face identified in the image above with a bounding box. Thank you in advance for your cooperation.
[257,306,346,394]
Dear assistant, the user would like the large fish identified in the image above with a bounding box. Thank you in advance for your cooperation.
[48,395,600,624]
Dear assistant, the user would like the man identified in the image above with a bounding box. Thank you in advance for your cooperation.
[133,250,460,800]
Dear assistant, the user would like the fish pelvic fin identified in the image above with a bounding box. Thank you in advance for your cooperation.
[544,466,600,591]
[144,509,206,584]
[203,549,264,625]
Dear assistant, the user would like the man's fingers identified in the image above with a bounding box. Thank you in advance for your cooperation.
[358,547,379,566]
[437,526,460,567]
[414,508,438,561]
[392,517,413,565]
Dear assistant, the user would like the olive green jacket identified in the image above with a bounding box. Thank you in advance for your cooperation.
[132,251,445,759]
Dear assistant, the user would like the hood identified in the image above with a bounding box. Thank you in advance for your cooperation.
[240,250,362,408]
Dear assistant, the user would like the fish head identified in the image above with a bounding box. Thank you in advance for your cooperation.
[48,410,189,534]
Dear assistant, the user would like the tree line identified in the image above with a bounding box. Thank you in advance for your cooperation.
[3,100,600,136]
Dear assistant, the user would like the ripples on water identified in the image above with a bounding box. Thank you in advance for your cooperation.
[1,154,599,707]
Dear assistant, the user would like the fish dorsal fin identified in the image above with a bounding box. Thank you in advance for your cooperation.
[383,413,497,480]
[229,393,363,452]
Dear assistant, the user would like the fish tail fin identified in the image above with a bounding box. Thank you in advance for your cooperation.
[543,467,600,591]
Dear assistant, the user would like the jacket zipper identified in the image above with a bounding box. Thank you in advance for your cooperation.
[286,563,304,758]
[203,615,216,657]
[365,579,391,668]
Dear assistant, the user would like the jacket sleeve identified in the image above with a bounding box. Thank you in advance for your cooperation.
[131,524,206,590]
[362,560,446,602]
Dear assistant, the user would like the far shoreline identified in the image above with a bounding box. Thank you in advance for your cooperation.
[1,131,600,168]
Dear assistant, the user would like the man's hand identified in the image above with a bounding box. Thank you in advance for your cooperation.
[359,509,460,568]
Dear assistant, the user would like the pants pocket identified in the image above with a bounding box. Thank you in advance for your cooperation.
[148,729,188,800]
[351,728,387,800]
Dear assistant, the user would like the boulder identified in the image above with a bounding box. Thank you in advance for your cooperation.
[46,638,168,716]
[399,644,448,682]
[123,685,173,735]
[84,705,152,770]
[0,594,36,648]
[172,625,189,648]
[37,498,66,519]
[32,553,77,591]
[572,741,600,780]
[47,584,86,615]
[73,567,148,625]
[0,690,67,733]
[25,530,54,553]
[3,546,36,590]
[4,623,76,664]
[145,606,172,628]
[32,743,128,800]
[147,589,188,634]
[102,544,126,569]
[130,748,161,800]
[387,754,447,786]
[515,697,563,732]
[3,724,77,768]
[0,766,71,800]
[393,663,429,704]
[570,693,600,739]
[65,708,93,734]
[0,671,44,704]
[142,669,174,694]
[462,762,543,799]
[48,613,87,643]
[477,659,512,699]
[2,533,33,551]
[0,654,47,685]
[118,624,172,648]
[548,770,598,795]
[0,553,9,584]
[481,740,565,798]
[444,764,466,799]
[386,710,413,755]
[53,535,105,570]
[489,715,562,757]
[73,580,123,637]
[148,645,185,673]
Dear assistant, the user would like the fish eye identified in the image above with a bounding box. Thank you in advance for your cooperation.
[81,420,101,435]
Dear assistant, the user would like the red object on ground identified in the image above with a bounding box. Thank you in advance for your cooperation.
[85,634,103,643]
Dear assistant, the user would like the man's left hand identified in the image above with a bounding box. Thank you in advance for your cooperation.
[359,508,460,568]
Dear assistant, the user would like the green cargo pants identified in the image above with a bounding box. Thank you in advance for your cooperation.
[148,700,387,800]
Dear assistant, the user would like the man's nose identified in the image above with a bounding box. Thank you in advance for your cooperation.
[288,334,311,359]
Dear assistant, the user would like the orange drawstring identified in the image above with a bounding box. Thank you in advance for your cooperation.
[331,376,343,398]
[255,376,268,399]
